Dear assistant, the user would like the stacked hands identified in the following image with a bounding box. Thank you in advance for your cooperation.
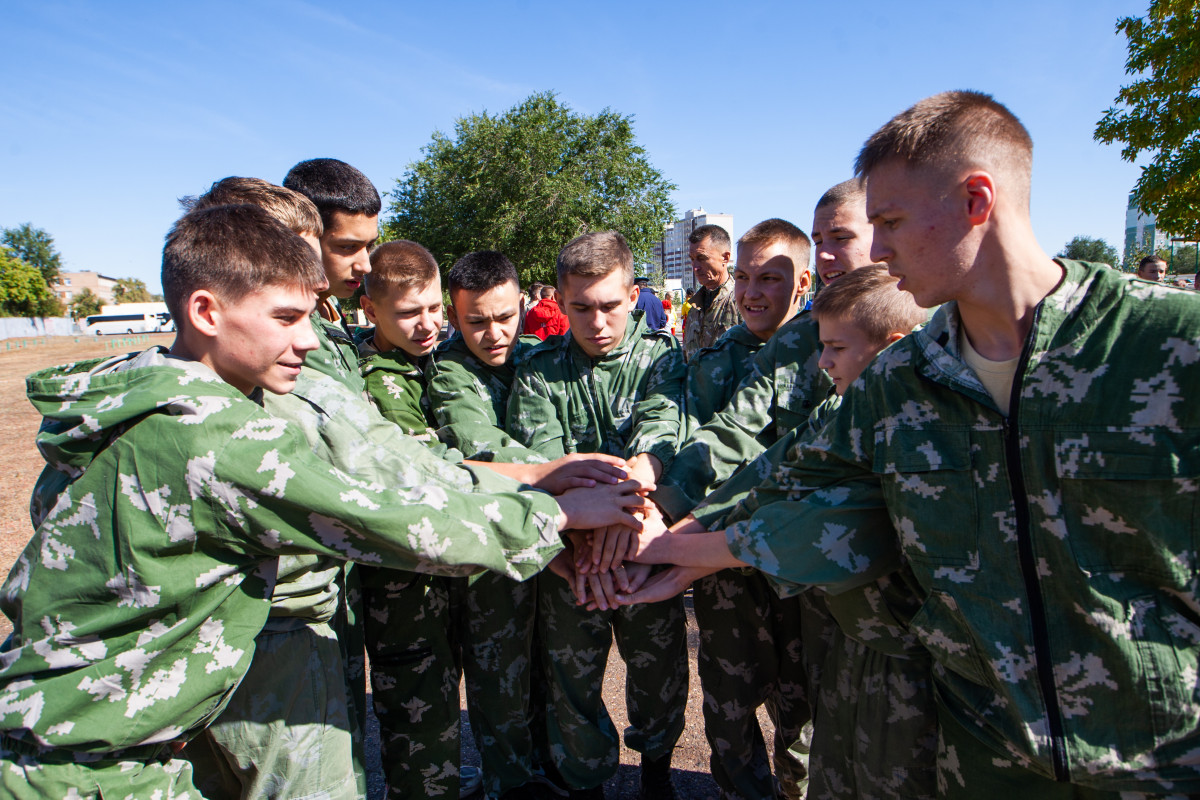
[549,452,716,610]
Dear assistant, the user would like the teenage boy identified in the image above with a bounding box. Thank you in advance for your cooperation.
[811,179,879,288]
[633,90,1200,798]
[681,218,815,800]
[0,205,644,799]
[1136,254,1168,282]
[507,231,688,800]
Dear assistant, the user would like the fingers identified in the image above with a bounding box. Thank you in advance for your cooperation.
[620,562,653,594]
[596,527,632,572]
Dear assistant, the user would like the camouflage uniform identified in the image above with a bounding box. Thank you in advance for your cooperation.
[683,275,742,362]
[507,311,689,790]
[357,339,470,800]
[657,311,832,522]
[428,333,552,798]
[679,323,812,800]
[726,260,1200,796]
[1,347,566,798]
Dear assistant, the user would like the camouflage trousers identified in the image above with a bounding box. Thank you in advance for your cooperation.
[805,613,937,800]
[936,708,1183,800]
[362,566,466,800]
[538,574,688,790]
[0,746,199,800]
[461,571,541,798]
[692,568,811,800]
[182,619,360,800]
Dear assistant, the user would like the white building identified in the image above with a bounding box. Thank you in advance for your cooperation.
[1124,192,1170,258]
[651,208,734,291]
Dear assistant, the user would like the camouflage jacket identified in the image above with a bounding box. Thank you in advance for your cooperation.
[725,260,1200,791]
[682,322,768,437]
[426,334,547,464]
[358,346,439,444]
[305,309,364,395]
[506,311,685,469]
[2,348,563,756]
[683,275,741,361]
[657,311,832,521]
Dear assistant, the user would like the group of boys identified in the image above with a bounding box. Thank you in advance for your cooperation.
[3,87,1200,800]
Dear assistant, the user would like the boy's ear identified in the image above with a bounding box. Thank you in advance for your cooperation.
[186,290,221,339]
[555,289,567,314]
[629,284,640,304]
[360,294,378,325]
[797,268,812,298]
[445,303,460,330]
[964,171,997,226]
[884,331,906,345]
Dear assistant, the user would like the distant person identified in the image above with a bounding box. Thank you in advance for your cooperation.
[634,275,668,330]
[528,281,545,305]
[524,283,569,340]
[1138,254,1168,282]
[683,224,741,360]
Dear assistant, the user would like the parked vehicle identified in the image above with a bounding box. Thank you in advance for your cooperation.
[84,310,173,335]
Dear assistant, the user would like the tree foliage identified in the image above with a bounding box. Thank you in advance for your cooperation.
[385,91,677,286]
[69,288,103,320]
[1095,0,1200,240]
[2,223,64,285]
[1057,236,1120,267]
[0,247,59,317]
[113,277,153,303]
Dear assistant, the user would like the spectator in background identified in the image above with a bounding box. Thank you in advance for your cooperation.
[524,283,569,340]
[634,276,668,330]
[683,225,741,360]
[1137,255,1168,282]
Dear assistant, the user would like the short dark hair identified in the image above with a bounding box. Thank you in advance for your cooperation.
[447,250,520,297]
[188,177,322,237]
[283,158,381,228]
[815,179,866,212]
[811,264,925,343]
[556,231,634,287]
[539,285,556,299]
[1139,255,1167,270]
[163,204,324,326]
[364,241,440,301]
[689,224,731,251]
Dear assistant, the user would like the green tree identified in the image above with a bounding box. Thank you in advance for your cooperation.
[69,288,103,321]
[2,223,64,285]
[386,91,677,286]
[1057,236,1120,267]
[113,277,153,303]
[1095,0,1200,240]
[0,247,59,317]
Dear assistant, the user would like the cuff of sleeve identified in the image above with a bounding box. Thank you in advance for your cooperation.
[648,481,696,524]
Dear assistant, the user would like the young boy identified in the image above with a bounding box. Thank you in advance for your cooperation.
[0,204,641,799]
[507,231,688,800]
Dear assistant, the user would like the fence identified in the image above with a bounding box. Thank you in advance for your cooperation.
[0,317,80,340]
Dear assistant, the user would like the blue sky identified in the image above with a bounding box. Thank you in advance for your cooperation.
[2,0,1147,292]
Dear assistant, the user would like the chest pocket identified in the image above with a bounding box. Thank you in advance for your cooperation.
[874,428,977,567]
[1055,429,1199,582]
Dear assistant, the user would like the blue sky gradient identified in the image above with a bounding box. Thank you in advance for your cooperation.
[2,0,1147,291]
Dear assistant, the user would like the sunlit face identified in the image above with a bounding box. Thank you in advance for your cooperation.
[812,199,878,285]
[817,313,888,396]
[448,280,523,367]
[558,269,638,357]
[1138,260,1167,282]
[362,277,444,357]
[734,240,809,340]
[688,236,732,290]
[866,161,973,309]
[319,212,379,299]
[209,284,319,396]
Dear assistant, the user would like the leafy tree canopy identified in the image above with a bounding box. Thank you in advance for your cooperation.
[1095,0,1200,240]
[2,223,63,285]
[1057,235,1120,267]
[113,277,153,303]
[385,91,677,286]
[69,288,103,320]
[0,247,59,317]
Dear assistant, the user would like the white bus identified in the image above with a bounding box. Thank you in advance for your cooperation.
[84,310,173,335]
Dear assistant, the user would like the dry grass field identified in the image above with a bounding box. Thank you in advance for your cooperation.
[0,335,794,798]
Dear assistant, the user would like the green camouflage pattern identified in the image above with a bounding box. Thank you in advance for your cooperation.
[359,348,439,444]
[683,275,742,362]
[725,260,1200,794]
[682,322,768,438]
[305,311,364,395]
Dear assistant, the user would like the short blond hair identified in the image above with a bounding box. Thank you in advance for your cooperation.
[738,218,811,268]
[189,177,323,237]
[364,240,439,300]
[811,265,924,343]
[556,231,634,288]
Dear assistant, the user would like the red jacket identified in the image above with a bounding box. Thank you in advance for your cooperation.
[523,298,570,340]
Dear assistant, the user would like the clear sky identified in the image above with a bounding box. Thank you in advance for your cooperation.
[2,0,1147,293]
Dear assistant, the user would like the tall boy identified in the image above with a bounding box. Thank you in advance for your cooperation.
[507,232,688,800]
[0,205,637,798]
[636,90,1200,797]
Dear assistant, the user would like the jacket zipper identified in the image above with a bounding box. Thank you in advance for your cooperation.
[1002,304,1070,781]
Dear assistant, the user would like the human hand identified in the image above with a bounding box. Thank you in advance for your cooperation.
[625,452,662,490]
[529,453,629,494]
[557,480,654,532]
[578,525,636,574]
[616,564,715,605]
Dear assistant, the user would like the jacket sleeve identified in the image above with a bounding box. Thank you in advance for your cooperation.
[506,364,569,460]
[626,341,686,470]
[362,364,438,445]
[426,356,547,465]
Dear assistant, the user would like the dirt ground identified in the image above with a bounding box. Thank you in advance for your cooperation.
[0,336,782,799]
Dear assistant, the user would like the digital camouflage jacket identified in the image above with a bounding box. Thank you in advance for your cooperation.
[306,310,364,395]
[682,322,768,437]
[426,334,547,464]
[725,260,1200,792]
[358,347,438,444]
[506,311,685,468]
[1,348,564,757]
[658,311,832,520]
